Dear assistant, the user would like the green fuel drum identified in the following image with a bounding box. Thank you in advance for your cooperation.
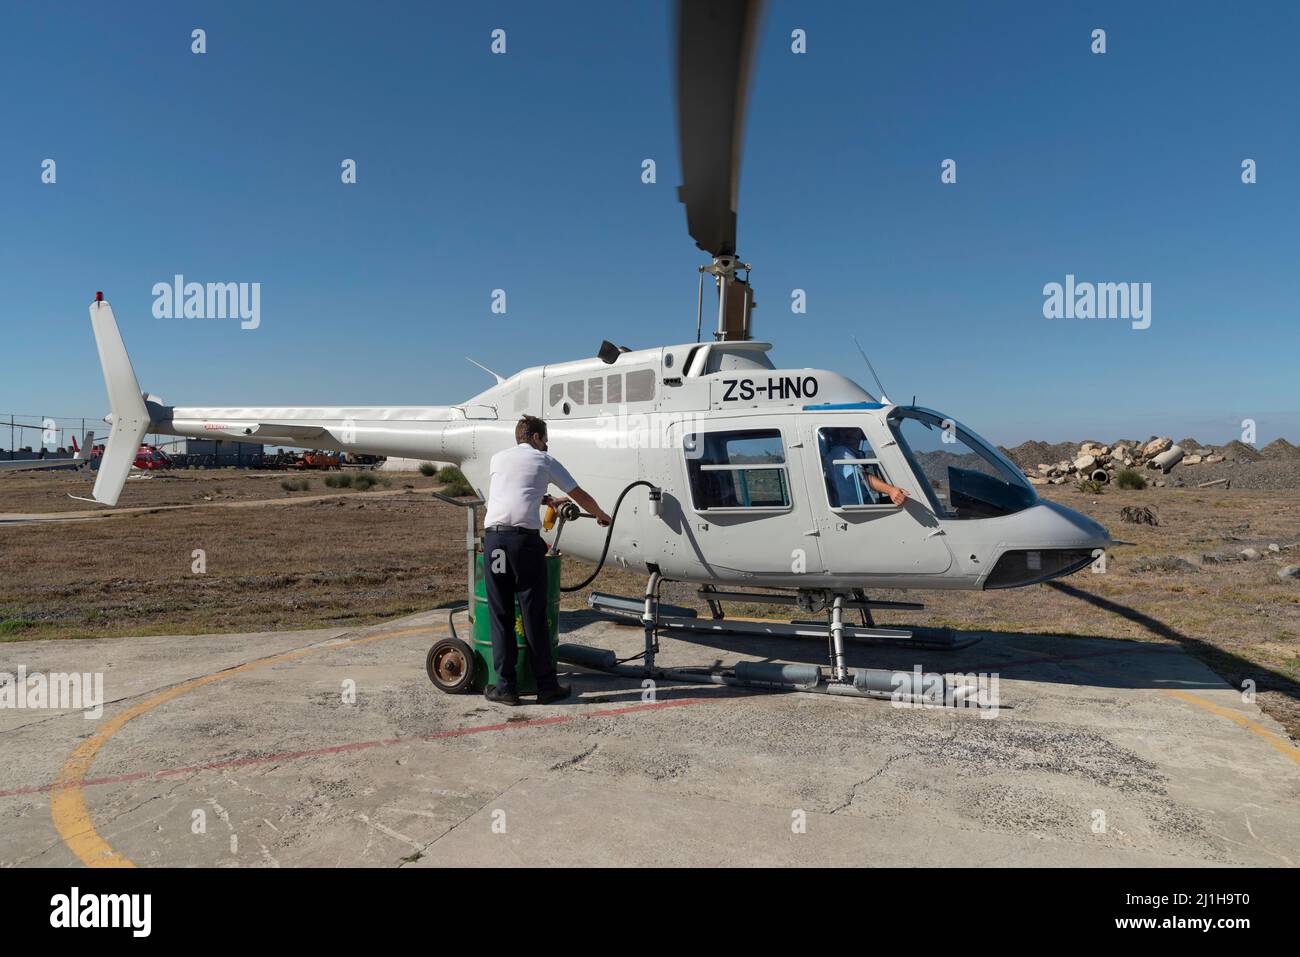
[470,550,561,693]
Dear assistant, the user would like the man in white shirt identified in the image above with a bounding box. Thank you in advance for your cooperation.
[482,415,611,706]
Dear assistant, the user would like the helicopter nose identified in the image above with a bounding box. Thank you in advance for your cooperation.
[1038,500,1111,547]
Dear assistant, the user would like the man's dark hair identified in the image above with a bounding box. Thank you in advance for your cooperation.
[516,415,546,444]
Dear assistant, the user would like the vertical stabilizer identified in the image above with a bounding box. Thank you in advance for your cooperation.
[88,296,150,505]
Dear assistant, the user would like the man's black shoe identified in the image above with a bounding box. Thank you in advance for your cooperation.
[535,682,572,704]
[484,684,519,706]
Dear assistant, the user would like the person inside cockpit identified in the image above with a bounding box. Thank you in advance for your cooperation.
[821,428,909,507]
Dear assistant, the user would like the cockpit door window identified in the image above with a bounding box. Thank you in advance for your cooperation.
[817,427,890,509]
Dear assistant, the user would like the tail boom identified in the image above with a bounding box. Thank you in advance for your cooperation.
[84,295,488,504]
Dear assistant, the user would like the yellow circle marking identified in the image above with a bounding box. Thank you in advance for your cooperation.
[51,625,435,867]
[1162,689,1300,767]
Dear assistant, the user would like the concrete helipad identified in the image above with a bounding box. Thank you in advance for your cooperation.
[2,610,1298,867]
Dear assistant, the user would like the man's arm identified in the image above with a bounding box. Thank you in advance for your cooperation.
[549,487,612,526]
[569,487,613,526]
[867,473,909,506]
[546,456,612,526]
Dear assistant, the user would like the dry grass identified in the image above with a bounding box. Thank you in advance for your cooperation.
[0,466,441,514]
[2,473,1298,737]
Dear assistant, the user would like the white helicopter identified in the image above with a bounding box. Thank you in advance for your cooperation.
[80,0,1108,693]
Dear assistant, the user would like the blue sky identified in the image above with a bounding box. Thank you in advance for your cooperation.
[2,1,1297,447]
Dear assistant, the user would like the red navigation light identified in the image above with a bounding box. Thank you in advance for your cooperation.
[95,291,103,301]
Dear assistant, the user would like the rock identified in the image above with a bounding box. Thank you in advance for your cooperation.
[1183,454,1203,465]
[1203,454,1225,463]
[1074,454,1097,471]
[1028,476,1049,486]
[1279,566,1300,580]
[1133,556,1199,574]
[1239,547,1261,560]
[1144,437,1173,456]
[1050,476,1067,485]
[1201,551,1243,564]
[1268,543,1280,553]
[1037,463,1052,474]
[1154,480,1166,487]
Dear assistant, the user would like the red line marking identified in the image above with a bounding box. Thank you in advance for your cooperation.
[2,644,1182,801]
[0,697,710,800]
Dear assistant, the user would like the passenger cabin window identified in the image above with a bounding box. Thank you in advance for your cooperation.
[626,369,655,402]
[684,429,790,511]
[550,371,652,411]
[818,427,889,508]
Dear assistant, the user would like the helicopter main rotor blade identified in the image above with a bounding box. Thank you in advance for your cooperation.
[675,0,764,258]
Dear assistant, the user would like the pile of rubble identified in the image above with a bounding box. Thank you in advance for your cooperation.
[1026,437,1224,487]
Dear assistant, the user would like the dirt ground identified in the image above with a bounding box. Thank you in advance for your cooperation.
[0,465,445,513]
[2,470,1298,738]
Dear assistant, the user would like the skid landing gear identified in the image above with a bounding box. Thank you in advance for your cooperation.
[564,579,998,709]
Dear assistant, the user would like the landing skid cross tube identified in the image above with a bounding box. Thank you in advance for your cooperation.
[562,579,1000,709]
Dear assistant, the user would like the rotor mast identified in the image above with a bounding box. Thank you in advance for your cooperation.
[701,255,753,341]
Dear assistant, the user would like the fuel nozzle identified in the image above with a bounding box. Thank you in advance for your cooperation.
[544,501,580,532]
[648,486,662,518]
[548,500,584,555]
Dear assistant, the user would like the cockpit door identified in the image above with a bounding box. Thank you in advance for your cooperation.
[800,419,953,576]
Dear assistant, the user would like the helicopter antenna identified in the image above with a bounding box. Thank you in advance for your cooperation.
[465,357,505,384]
[851,335,891,404]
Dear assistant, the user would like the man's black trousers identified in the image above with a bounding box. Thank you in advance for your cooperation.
[483,527,556,693]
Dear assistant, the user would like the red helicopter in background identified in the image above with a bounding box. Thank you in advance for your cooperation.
[90,442,174,471]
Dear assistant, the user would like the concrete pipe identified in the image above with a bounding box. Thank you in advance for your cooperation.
[1090,468,1110,484]
[1149,444,1184,472]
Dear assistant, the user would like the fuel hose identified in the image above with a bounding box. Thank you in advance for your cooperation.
[560,480,656,592]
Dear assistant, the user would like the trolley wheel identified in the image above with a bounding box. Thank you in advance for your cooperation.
[426,637,478,694]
